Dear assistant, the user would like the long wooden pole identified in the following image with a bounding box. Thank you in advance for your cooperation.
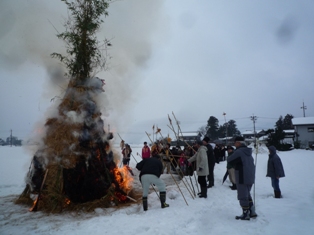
[29,169,49,212]
[158,132,195,199]
[168,114,200,193]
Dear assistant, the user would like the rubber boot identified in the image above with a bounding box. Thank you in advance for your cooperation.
[229,183,237,190]
[249,200,257,218]
[142,197,148,211]
[160,192,169,208]
[199,187,207,198]
[209,181,214,188]
[235,207,250,220]
[274,190,281,198]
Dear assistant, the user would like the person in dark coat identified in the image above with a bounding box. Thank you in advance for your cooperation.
[202,137,216,188]
[227,136,257,220]
[136,155,169,211]
[214,144,221,163]
[266,146,285,198]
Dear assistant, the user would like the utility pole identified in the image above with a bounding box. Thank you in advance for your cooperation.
[223,112,227,145]
[301,101,307,117]
[10,129,12,147]
[250,115,257,145]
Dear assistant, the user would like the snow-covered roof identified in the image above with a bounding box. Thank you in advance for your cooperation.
[292,117,314,125]
[242,130,264,135]
[258,135,268,140]
[283,130,295,133]
[180,132,200,136]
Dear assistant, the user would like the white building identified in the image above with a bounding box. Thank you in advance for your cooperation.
[292,117,314,149]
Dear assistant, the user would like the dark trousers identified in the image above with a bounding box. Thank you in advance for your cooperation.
[207,163,215,185]
[198,175,207,188]
[271,177,280,191]
[237,184,253,208]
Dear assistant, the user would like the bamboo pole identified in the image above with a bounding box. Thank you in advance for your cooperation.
[158,131,195,199]
[29,169,49,212]
[168,114,200,193]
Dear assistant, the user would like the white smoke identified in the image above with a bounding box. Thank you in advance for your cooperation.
[1,0,166,142]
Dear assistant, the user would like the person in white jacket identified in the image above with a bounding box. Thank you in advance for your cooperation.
[188,141,209,198]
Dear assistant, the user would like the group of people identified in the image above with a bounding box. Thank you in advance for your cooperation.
[132,136,285,221]
[225,136,285,220]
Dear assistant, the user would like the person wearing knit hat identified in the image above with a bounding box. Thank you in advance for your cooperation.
[202,136,216,188]
[227,136,256,220]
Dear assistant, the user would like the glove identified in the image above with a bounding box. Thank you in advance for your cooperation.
[198,167,203,171]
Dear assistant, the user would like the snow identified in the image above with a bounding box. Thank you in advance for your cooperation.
[292,117,314,125]
[1,145,314,235]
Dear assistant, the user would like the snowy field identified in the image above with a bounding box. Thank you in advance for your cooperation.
[1,144,314,235]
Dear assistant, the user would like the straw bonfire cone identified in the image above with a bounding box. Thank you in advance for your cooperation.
[16,79,134,212]
[15,0,137,212]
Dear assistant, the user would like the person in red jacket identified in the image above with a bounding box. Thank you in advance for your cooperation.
[142,142,151,159]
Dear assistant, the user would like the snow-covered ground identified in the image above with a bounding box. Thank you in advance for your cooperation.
[1,144,314,235]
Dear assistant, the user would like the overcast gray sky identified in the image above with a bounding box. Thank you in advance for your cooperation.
[1,0,313,144]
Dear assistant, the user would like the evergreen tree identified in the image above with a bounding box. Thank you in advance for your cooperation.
[217,124,226,138]
[205,116,219,140]
[275,115,284,129]
[266,128,285,148]
[226,119,241,137]
[283,114,294,130]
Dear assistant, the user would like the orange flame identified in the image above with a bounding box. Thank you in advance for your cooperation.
[112,165,133,194]
[65,198,71,205]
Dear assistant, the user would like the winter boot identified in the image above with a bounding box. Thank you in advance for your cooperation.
[274,190,281,198]
[249,200,257,218]
[142,197,148,211]
[160,192,169,208]
[235,207,250,220]
[229,183,237,190]
[199,187,207,198]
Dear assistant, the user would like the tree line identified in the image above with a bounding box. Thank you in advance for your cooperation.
[198,114,296,150]
[0,136,22,146]
[198,116,241,140]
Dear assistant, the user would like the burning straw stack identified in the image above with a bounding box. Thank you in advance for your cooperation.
[16,78,137,212]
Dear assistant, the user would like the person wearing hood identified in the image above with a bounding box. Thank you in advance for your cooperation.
[188,140,209,198]
[266,146,285,198]
[227,136,257,220]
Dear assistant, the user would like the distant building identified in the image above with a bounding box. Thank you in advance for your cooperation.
[282,130,296,145]
[242,130,266,139]
[171,131,201,146]
[292,117,314,149]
